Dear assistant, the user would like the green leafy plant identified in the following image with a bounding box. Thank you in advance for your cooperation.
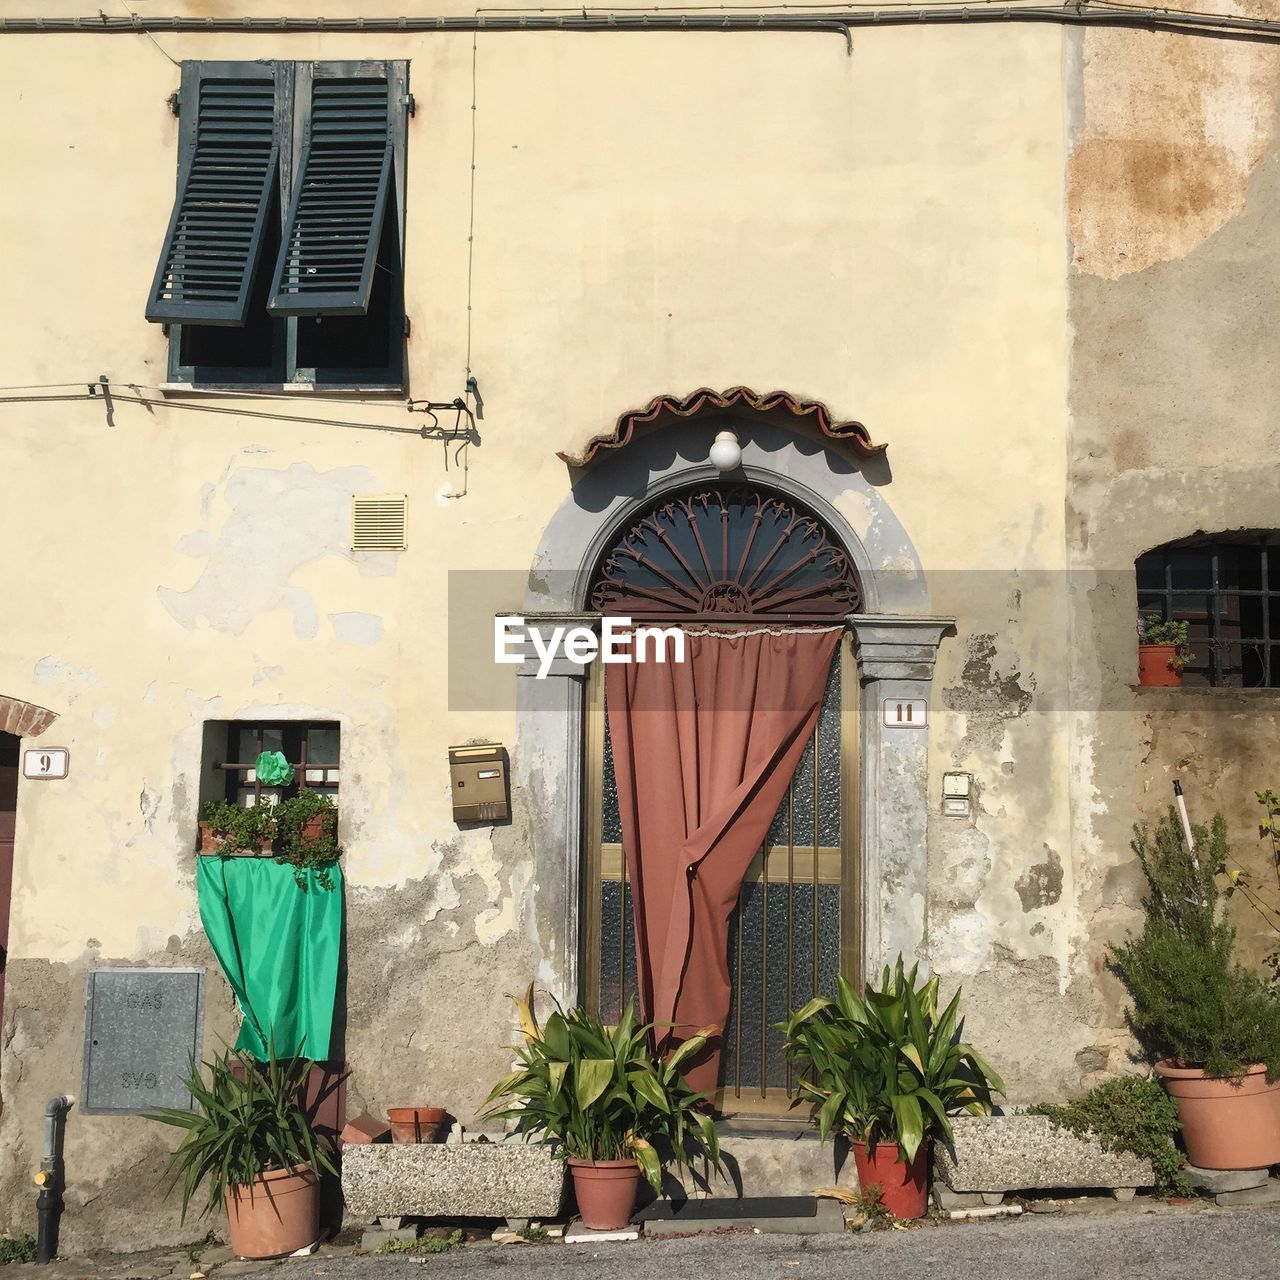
[518,1223,549,1241]
[483,984,721,1193]
[1139,615,1194,669]
[780,957,1003,1163]
[1029,1075,1188,1195]
[373,1229,464,1255]
[845,1184,894,1230]
[200,799,274,853]
[273,789,341,890]
[0,1235,37,1264]
[201,792,340,889]
[1216,790,1280,992]
[1109,808,1280,1080]
[148,1043,335,1220]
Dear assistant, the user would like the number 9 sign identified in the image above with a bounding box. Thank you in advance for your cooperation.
[22,747,69,780]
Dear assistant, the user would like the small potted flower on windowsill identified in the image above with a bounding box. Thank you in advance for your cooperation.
[198,790,340,890]
[272,789,341,890]
[198,799,275,857]
[1138,615,1194,688]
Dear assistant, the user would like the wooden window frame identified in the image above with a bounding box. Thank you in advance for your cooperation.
[163,59,409,392]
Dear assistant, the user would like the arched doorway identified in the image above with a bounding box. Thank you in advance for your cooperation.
[513,401,943,1080]
[581,484,863,1115]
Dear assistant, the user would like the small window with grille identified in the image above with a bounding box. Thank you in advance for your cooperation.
[200,721,341,808]
[1136,534,1280,688]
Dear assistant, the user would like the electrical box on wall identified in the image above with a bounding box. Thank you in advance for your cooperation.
[942,771,972,818]
[449,743,509,823]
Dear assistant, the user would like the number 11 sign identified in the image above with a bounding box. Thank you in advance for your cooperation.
[23,747,69,780]
[883,699,928,728]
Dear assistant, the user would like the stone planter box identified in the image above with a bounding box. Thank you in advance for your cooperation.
[935,1115,1155,1194]
[342,1141,565,1220]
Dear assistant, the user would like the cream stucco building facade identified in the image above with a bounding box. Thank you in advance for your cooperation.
[2,1,1279,1249]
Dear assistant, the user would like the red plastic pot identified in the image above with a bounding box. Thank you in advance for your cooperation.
[568,1157,642,1230]
[387,1106,446,1144]
[1138,644,1182,687]
[852,1139,929,1220]
[1156,1061,1280,1169]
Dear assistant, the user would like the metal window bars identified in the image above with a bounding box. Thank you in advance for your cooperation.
[1137,538,1280,688]
[216,722,341,804]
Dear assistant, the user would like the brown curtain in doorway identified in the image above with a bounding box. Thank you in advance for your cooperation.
[605,626,841,1099]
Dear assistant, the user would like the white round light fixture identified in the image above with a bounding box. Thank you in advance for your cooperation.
[709,429,743,473]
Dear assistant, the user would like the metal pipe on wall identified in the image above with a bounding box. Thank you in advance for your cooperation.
[34,1094,74,1266]
[2,5,1280,44]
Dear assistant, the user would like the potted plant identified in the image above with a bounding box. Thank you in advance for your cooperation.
[148,1044,334,1258]
[1110,808,1280,1169]
[781,957,1003,1219]
[272,789,341,890]
[484,985,721,1230]
[198,799,274,856]
[1138,615,1193,687]
[199,792,340,890]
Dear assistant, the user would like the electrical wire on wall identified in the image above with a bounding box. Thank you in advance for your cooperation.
[112,0,180,66]
[0,379,476,442]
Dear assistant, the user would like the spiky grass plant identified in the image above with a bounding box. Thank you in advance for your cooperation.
[148,1044,334,1219]
[780,957,1003,1163]
[484,986,720,1192]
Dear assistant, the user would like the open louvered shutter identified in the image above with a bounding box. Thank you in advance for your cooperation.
[268,69,394,317]
[146,62,282,326]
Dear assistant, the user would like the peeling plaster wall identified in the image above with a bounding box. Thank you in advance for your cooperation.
[1066,18,1280,1097]
[1068,12,1280,279]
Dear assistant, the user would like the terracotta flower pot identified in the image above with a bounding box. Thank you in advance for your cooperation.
[387,1106,446,1144]
[1138,644,1182,687]
[197,822,273,857]
[223,1165,320,1259]
[852,1139,929,1220]
[567,1157,642,1230]
[1156,1060,1280,1169]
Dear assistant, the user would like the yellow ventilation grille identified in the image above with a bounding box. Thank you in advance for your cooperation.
[352,494,407,551]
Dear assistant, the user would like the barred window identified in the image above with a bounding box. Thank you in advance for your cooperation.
[1136,534,1280,688]
[205,721,341,806]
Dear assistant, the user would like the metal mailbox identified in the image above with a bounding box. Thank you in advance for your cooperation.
[449,743,509,823]
[81,967,205,1115]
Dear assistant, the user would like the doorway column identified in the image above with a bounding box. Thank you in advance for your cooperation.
[847,615,952,976]
[511,618,592,1009]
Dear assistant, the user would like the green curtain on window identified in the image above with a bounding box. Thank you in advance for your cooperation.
[196,857,343,1062]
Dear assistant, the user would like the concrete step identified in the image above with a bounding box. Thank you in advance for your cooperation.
[652,1127,859,1201]
[640,1196,847,1236]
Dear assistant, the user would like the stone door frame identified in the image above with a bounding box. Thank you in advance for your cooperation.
[512,420,950,1006]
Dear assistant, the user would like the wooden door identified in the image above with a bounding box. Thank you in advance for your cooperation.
[0,777,15,1040]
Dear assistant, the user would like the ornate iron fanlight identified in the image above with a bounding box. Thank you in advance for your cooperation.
[589,486,862,620]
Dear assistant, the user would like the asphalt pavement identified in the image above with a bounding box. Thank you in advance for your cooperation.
[270,1207,1280,1280]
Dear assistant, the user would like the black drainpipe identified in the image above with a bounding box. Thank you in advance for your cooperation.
[34,1095,74,1265]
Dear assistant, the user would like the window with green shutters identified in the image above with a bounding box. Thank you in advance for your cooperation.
[148,59,409,389]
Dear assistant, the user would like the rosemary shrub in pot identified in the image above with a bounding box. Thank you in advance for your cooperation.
[148,1045,334,1258]
[781,957,1003,1219]
[1110,809,1280,1169]
[484,986,721,1230]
